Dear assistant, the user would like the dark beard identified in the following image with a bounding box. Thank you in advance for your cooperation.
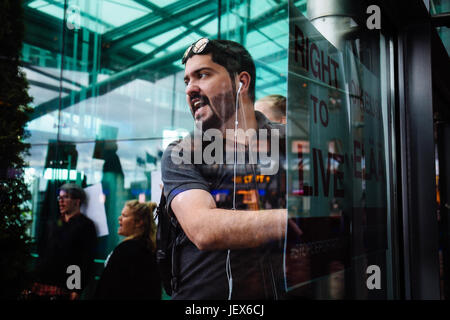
[193,89,237,132]
[199,110,222,131]
[207,89,236,129]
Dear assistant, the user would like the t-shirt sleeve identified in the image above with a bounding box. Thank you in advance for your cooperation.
[161,139,210,207]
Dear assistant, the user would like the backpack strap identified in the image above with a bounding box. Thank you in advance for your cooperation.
[155,188,183,295]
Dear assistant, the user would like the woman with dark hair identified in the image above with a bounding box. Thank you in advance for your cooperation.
[95,200,161,300]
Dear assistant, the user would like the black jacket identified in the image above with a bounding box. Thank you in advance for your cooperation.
[35,213,97,293]
[95,238,161,300]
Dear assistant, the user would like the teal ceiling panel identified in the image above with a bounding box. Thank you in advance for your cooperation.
[25,0,291,120]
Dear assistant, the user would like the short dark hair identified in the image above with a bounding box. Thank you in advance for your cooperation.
[183,39,256,102]
[59,183,86,206]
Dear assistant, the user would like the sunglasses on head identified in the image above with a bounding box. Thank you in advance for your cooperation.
[182,38,210,64]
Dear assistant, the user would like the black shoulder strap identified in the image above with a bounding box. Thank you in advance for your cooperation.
[156,188,166,217]
[155,188,183,295]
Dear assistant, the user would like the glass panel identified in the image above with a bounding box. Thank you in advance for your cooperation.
[285,1,396,299]
[220,0,289,100]
[23,0,397,300]
[23,0,219,298]
[27,0,152,34]
[437,27,450,56]
[23,1,65,145]
[431,0,450,14]
[23,138,166,291]
[431,0,450,56]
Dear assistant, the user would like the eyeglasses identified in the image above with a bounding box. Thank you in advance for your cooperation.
[57,195,72,201]
[182,38,210,64]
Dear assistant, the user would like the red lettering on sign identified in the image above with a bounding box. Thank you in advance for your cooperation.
[310,95,329,127]
[317,149,331,197]
[297,144,313,196]
[294,24,340,89]
[310,42,320,80]
[296,148,345,198]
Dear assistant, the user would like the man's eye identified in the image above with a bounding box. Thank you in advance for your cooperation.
[199,73,208,78]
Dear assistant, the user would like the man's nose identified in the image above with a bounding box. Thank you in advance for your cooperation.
[185,81,200,98]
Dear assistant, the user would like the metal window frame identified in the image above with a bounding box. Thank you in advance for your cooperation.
[393,0,441,299]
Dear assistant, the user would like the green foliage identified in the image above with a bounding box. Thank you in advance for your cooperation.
[0,0,34,299]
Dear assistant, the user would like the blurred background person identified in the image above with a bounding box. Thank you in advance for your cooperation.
[27,183,97,300]
[94,200,161,300]
[255,94,286,124]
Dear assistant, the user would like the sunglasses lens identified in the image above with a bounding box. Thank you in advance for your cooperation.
[192,38,209,54]
[182,44,193,63]
[182,38,210,63]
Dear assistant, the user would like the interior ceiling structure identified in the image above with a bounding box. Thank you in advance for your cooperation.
[23,0,307,121]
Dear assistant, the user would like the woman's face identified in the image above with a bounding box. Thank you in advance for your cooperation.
[118,206,138,237]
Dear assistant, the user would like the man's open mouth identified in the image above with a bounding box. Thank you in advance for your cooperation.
[191,96,210,117]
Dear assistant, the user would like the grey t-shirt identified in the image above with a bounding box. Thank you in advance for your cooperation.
[161,111,286,299]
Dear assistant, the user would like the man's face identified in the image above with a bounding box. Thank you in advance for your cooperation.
[58,190,80,216]
[184,54,236,131]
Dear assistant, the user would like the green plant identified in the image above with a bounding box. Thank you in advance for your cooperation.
[0,0,34,299]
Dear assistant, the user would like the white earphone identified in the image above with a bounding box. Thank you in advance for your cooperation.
[228,80,243,300]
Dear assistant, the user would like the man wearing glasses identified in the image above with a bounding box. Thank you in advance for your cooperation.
[161,38,288,299]
[29,183,97,300]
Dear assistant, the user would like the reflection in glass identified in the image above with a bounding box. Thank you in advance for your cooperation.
[22,0,395,300]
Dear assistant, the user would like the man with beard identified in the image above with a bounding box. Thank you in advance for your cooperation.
[161,38,287,299]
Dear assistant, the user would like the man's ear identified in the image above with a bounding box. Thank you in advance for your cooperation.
[237,71,251,93]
